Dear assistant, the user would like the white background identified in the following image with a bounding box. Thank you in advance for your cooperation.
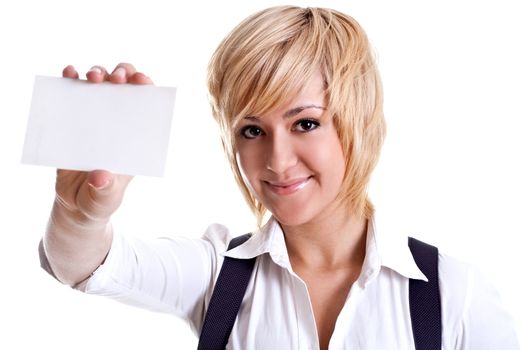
[0,0,523,348]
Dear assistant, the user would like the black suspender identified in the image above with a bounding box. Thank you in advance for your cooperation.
[408,237,442,350]
[198,235,442,349]
[198,234,255,350]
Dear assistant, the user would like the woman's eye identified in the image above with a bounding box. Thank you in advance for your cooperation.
[294,119,320,132]
[240,126,264,139]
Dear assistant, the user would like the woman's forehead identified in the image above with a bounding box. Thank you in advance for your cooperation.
[235,69,327,121]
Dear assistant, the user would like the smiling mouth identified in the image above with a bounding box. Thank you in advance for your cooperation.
[265,176,312,195]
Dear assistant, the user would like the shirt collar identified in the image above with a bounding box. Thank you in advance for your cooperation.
[222,213,428,283]
[360,215,428,286]
[222,217,292,269]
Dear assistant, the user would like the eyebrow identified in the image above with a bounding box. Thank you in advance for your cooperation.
[283,105,326,118]
[243,105,326,122]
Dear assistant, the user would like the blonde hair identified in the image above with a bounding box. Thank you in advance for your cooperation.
[207,6,386,226]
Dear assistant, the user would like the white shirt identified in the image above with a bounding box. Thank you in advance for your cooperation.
[83,216,519,349]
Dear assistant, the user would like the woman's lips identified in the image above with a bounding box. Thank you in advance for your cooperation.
[265,177,312,195]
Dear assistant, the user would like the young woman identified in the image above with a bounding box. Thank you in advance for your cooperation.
[41,6,518,349]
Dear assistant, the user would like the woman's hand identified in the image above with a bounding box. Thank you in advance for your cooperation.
[44,63,153,286]
[57,63,152,225]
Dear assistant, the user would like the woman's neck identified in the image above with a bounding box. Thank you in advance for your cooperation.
[281,202,368,271]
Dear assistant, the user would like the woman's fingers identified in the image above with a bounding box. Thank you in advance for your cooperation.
[62,63,152,85]
[108,63,153,85]
[109,62,136,84]
[62,65,79,79]
[86,65,110,83]
[128,72,153,85]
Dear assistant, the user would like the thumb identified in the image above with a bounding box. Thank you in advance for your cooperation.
[87,170,114,190]
[76,170,132,221]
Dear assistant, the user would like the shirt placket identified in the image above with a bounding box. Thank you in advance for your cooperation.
[290,272,321,350]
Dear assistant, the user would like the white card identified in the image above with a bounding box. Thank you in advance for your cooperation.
[21,76,177,176]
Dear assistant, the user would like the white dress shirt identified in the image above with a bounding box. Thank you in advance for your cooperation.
[83,215,519,349]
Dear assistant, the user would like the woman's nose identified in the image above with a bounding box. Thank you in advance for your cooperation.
[265,133,297,174]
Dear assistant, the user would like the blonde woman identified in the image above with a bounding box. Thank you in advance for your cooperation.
[40,6,518,349]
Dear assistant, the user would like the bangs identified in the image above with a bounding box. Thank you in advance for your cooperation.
[229,41,323,128]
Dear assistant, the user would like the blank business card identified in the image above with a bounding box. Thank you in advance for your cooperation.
[21,76,176,176]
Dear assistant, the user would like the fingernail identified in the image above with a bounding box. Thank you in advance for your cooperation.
[112,67,126,79]
[88,179,111,191]
[88,66,103,75]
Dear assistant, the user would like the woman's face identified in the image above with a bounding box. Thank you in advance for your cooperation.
[235,71,347,227]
